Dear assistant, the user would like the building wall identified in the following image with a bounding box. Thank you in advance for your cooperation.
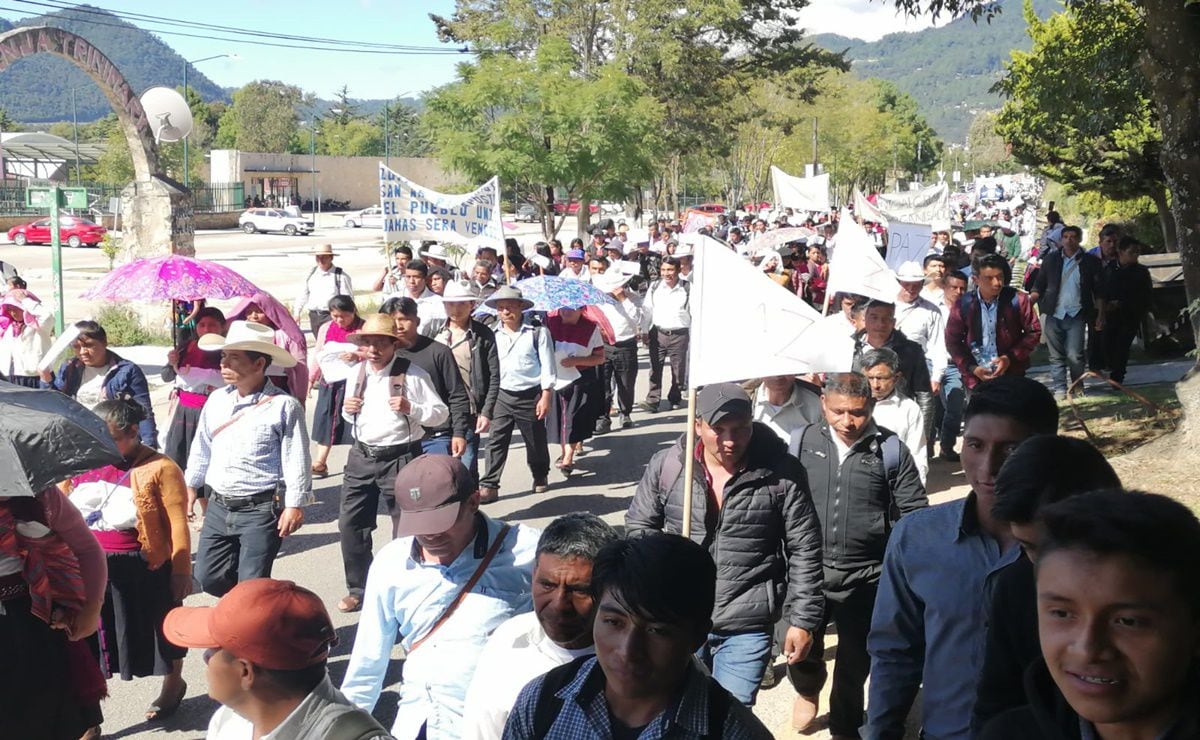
[209,151,460,210]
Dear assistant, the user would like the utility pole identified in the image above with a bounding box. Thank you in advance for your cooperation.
[812,117,819,171]
[383,102,389,167]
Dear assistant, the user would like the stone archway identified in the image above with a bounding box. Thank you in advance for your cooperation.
[0,26,193,257]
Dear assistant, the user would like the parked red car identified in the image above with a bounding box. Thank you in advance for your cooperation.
[551,201,600,215]
[693,203,727,214]
[8,216,107,247]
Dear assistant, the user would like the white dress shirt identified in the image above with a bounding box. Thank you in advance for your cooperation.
[294,265,352,314]
[596,294,643,343]
[641,279,691,331]
[495,322,557,392]
[414,287,447,335]
[894,295,947,380]
[752,382,822,443]
[872,391,928,484]
[341,359,449,447]
[461,611,595,740]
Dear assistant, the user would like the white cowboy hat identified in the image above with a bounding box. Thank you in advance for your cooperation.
[439,281,480,303]
[484,285,534,311]
[592,271,631,293]
[420,243,454,262]
[198,321,297,368]
[930,220,952,234]
[893,260,926,282]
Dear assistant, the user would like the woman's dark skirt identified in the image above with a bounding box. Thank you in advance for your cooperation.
[312,379,352,446]
[547,370,602,445]
[92,551,186,681]
[163,402,203,469]
[0,595,103,739]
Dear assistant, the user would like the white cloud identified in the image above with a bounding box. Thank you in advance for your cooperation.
[798,1,941,41]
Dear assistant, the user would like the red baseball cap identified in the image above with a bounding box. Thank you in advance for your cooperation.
[163,579,336,670]
[392,454,475,537]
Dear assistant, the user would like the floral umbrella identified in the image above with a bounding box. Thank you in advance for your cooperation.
[511,275,616,311]
[81,254,261,302]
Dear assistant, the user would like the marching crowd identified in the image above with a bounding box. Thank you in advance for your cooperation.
[0,198,1190,740]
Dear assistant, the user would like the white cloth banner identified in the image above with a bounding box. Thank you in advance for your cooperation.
[874,183,950,225]
[770,166,831,213]
[884,222,933,271]
[826,209,900,305]
[379,164,503,250]
[689,236,853,384]
[853,189,886,224]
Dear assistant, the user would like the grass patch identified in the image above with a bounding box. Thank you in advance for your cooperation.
[1058,381,1180,456]
[94,304,172,347]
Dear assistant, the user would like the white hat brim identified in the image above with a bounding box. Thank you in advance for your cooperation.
[198,335,297,368]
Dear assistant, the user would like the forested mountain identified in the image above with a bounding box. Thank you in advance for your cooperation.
[809,0,1061,141]
[0,5,227,123]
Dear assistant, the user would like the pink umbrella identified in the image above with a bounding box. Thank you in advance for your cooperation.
[81,254,260,301]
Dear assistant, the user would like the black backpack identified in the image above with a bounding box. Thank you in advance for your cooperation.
[531,656,730,738]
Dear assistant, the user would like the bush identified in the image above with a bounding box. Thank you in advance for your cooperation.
[94,304,171,347]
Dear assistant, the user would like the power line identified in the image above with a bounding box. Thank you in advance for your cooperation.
[2,0,471,55]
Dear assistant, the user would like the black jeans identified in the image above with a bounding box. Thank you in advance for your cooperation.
[1102,317,1139,383]
[788,565,881,738]
[480,387,550,490]
[646,328,688,406]
[339,442,419,597]
[194,494,282,597]
[307,309,331,337]
[603,339,639,416]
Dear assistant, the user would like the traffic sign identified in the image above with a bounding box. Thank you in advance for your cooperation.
[25,186,88,209]
[25,187,51,208]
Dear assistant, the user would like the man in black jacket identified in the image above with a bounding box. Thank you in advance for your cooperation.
[1030,226,1104,397]
[380,297,472,465]
[786,372,927,737]
[1097,237,1153,384]
[625,382,824,707]
[852,300,932,400]
[422,282,501,484]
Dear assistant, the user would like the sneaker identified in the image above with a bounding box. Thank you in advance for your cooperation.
[620,414,634,429]
[532,479,549,494]
[939,447,960,463]
[759,665,779,689]
[638,400,659,413]
[594,417,612,435]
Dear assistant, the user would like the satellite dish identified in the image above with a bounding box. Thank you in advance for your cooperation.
[140,86,194,143]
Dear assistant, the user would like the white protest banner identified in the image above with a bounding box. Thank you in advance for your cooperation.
[770,166,831,213]
[379,164,503,251]
[853,188,886,224]
[884,222,933,271]
[825,208,900,305]
[874,182,950,225]
[689,236,853,385]
[682,208,719,233]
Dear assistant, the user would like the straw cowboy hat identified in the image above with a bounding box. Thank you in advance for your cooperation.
[484,285,534,311]
[313,243,336,256]
[439,281,480,304]
[347,314,401,343]
[199,321,297,368]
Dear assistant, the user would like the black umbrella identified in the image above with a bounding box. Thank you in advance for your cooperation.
[0,381,123,497]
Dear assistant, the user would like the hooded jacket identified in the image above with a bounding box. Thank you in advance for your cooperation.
[624,422,824,632]
[44,351,158,447]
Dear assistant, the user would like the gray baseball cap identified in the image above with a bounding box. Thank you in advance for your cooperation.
[696,383,752,425]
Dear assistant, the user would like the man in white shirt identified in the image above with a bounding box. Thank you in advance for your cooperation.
[855,348,928,484]
[752,375,823,444]
[893,261,944,466]
[401,259,447,335]
[639,256,690,412]
[335,313,449,614]
[293,244,353,335]
[461,513,619,740]
[592,271,642,432]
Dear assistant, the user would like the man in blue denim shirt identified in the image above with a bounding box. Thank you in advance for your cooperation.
[341,454,539,739]
[865,377,1059,739]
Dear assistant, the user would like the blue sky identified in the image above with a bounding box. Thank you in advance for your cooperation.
[0,0,936,100]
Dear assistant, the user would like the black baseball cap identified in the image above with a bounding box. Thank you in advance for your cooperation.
[696,383,752,425]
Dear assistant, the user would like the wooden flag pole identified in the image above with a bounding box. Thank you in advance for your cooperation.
[680,386,698,539]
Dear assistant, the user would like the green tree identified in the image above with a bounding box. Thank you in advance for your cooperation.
[317,118,383,156]
[965,111,1020,175]
[86,115,134,186]
[328,86,361,125]
[216,80,305,153]
[380,102,431,158]
[422,37,663,237]
[994,0,1171,243]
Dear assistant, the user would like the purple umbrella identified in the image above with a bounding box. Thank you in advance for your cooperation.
[81,254,261,302]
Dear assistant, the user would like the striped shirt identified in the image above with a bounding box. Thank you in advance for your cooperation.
[183,381,313,508]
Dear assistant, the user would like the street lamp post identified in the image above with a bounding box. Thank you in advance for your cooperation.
[70,87,80,186]
[182,54,233,187]
[309,118,317,216]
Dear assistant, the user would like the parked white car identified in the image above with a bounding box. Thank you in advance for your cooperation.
[239,208,314,236]
[344,206,384,229]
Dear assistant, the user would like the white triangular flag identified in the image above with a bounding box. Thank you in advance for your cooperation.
[826,209,900,305]
[689,236,853,386]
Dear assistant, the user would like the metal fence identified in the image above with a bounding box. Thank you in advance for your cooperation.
[0,181,245,216]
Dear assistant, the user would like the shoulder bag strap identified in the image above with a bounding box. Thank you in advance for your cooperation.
[408,523,513,654]
[210,396,276,439]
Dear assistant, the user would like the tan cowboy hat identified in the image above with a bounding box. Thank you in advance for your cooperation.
[313,243,336,256]
[484,285,534,311]
[347,313,401,343]
[198,321,297,368]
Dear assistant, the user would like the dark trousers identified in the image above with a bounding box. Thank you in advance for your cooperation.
[307,308,331,337]
[340,442,418,597]
[788,565,880,738]
[603,339,639,416]
[646,328,688,405]
[1088,324,1107,372]
[480,387,550,490]
[1102,318,1139,383]
[194,494,282,597]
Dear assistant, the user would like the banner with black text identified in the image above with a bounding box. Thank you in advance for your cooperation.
[379,164,503,250]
